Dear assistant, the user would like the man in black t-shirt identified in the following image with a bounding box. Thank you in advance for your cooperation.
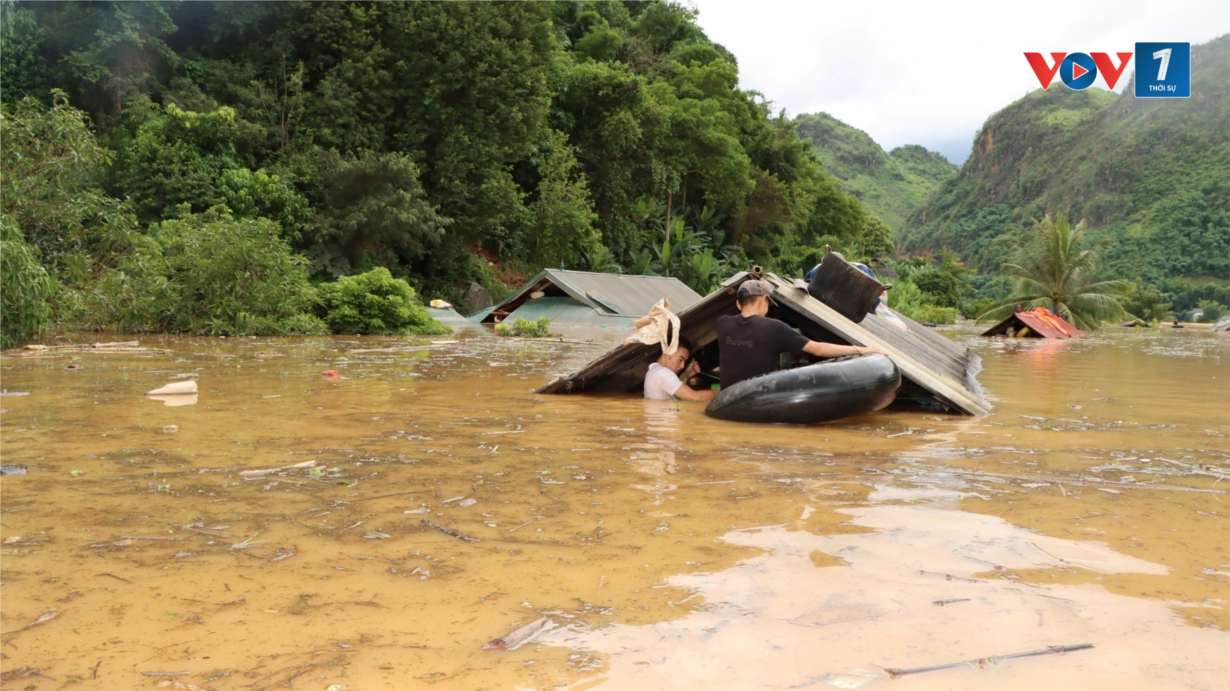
[716,279,888,389]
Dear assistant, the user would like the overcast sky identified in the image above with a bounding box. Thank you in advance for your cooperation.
[692,1,1229,164]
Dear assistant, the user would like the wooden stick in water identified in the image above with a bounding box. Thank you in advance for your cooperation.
[423,519,479,542]
[882,643,1093,678]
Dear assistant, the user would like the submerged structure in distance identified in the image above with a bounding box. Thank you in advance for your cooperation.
[468,269,702,330]
[539,271,990,416]
[981,307,1083,339]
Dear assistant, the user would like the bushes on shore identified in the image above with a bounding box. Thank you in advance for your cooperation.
[0,96,447,344]
[883,253,972,325]
[316,268,449,335]
[0,217,54,347]
[81,207,328,336]
[72,211,449,337]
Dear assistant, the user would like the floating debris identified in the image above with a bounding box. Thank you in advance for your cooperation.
[146,381,198,396]
[0,667,45,684]
[882,643,1093,678]
[238,460,316,477]
[423,519,479,542]
[483,616,554,652]
[1,609,60,637]
[822,668,878,689]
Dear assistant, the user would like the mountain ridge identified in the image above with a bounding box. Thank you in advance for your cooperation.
[793,112,956,233]
[900,34,1229,310]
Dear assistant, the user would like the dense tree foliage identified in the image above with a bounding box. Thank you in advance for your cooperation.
[0,216,53,347]
[1,1,888,346]
[81,207,330,336]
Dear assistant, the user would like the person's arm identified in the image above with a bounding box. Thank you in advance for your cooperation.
[769,319,889,360]
[673,360,716,401]
[803,341,889,358]
[673,382,716,402]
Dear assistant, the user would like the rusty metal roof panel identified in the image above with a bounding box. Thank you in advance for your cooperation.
[1017,312,1082,338]
[981,311,1082,339]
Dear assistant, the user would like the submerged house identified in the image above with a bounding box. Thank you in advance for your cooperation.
[539,271,991,416]
[981,308,1083,339]
[468,269,703,329]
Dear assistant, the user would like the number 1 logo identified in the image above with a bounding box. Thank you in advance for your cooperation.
[1135,43,1190,98]
[1152,47,1171,81]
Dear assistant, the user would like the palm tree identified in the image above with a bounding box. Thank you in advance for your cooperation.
[977,214,1129,329]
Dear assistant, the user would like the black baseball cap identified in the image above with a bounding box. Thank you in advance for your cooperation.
[736,279,778,306]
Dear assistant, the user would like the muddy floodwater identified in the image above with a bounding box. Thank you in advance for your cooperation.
[1,326,1227,690]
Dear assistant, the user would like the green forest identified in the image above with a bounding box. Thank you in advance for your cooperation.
[902,34,1229,316]
[794,112,956,233]
[3,4,1224,347]
[0,0,901,346]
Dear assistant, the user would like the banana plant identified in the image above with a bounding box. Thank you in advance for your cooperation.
[628,196,747,294]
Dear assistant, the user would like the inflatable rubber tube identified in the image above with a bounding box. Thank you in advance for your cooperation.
[704,354,900,424]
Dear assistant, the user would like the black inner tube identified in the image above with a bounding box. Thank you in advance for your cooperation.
[704,354,901,425]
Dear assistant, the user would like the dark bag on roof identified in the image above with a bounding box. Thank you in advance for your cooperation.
[806,250,890,323]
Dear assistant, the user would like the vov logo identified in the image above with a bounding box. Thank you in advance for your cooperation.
[1024,43,1190,98]
[1024,52,1133,90]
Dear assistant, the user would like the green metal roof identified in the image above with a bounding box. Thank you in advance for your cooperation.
[473,269,702,324]
[465,306,495,323]
[502,296,635,328]
[427,307,480,330]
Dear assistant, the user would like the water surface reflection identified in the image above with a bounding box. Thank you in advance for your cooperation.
[0,327,1225,689]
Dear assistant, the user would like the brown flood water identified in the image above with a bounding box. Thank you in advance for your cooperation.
[1,326,1226,690]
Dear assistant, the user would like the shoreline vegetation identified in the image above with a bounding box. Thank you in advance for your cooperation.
[2,5,1224,349]
[0,2,928,348]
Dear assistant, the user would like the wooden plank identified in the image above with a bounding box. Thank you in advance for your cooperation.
[763,274,991,416]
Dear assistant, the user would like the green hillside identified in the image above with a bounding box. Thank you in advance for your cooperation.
[902,35,1229,311]
[1,1,893,344]
[794,112,957,231]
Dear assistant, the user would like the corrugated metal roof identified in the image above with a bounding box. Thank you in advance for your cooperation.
[426,307,482,331]
[475,269,702,323]
[466,306,495,323]
[544,270,702,316]
[504,297,636,328]
[538,271,990,416]
[981,310,1083,339]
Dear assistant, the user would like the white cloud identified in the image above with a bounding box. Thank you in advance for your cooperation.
[692,0,1229,163]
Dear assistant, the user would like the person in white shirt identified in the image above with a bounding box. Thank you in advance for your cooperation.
[643,337,716,402]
